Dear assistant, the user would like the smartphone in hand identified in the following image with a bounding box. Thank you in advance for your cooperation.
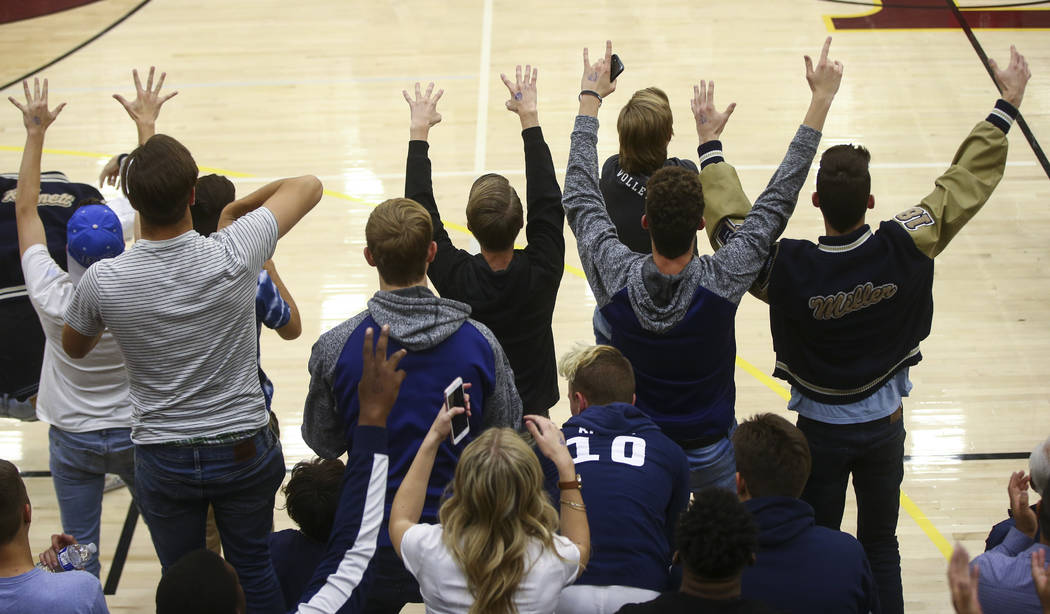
[445,377,470,445]
[610,54,625,81]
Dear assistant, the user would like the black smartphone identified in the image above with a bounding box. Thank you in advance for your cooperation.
[445,377,470,445]
[610,54,625,82]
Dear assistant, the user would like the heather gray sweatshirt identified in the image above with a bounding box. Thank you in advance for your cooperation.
[563,115,821,334]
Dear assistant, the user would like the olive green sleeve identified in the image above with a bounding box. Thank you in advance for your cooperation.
[891,120,1009,259]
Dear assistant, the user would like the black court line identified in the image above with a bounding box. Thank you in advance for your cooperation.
[822,0,1050,8]
[904,451,1030,462]
[0,0,154,93]
[942,0,1050,180]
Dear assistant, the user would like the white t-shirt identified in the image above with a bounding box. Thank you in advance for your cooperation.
[64,208,279,444]
[21,244,131,432]
[400,523,581,614]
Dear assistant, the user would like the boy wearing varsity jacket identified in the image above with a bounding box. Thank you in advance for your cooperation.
[702,45,1031,614]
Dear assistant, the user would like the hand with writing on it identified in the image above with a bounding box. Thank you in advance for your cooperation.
[501,64,539,129]
[9,78,66,136]
[691,80,736,144]
[580,40,617,99]
[403,82,444,142]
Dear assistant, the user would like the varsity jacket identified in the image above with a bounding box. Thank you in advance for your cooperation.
[0,172,102,400]
[741,497,879,614]
[562,115,821,442]
[702,100,1017,404]
[406,127,564,415]
[599,154,698,253]
[302,286,522,546]
[544,403,690,592]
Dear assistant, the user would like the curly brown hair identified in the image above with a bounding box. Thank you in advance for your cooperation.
[644,166,704,259]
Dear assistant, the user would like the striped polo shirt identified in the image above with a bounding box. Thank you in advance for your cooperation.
[64,208,278,444]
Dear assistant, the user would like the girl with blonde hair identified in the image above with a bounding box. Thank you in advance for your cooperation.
[390,402,590,614]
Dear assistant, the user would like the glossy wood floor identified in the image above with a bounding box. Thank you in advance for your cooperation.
[1,0,1049,611]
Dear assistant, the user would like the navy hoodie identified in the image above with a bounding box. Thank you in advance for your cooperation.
[741,497,879,613]
[545,403,690,592]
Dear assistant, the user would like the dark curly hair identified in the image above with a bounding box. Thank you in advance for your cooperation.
[283,457,344,543]
[676,488,758,581]
[644,166,704,259]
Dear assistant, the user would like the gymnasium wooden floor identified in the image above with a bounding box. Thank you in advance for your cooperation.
[1,0,1048,611]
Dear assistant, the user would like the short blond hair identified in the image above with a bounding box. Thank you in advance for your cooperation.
[617,87,674,176]
[558,344,634,406]
[365,198,433,286]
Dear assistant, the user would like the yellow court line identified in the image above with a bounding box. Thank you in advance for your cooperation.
[3,144,954,559]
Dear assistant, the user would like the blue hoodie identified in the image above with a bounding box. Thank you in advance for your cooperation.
[546,402,689,592]
[741,497,879,613]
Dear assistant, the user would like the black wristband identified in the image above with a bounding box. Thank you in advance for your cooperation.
[579,90,603,105]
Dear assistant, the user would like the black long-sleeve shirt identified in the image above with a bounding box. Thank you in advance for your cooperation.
[405,126,564,415]
[599,154,699,254]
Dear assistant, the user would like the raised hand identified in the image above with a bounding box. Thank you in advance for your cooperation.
[691,80,737,144]
[357,325,407,427]
[947,543,983,614]
[8,78,66,134]
[989,45,1031,108]
[113,67,177,141]
[581,40,617,100]
[501,64,539,129]
[1009,470,1039,538]
[403,82,444,141]
[804,36,843,100]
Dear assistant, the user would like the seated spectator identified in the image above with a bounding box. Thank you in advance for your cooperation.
[548,345,689,614]
[270,457,344,611]
[616,488,775,613]
[733,413,878,613]
[986,434,1047,550]
[302,196,522,612]
[0,459,109,613]
[403,64,564,417]
[9,77,142,580]
[969,470,1049,613]
[156,326,407,614]
[599,86,699,255]
[389,412,589,614]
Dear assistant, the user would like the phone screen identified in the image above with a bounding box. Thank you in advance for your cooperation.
[446,380,469,445]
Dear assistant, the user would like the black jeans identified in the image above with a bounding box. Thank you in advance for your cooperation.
[797,412,905,614]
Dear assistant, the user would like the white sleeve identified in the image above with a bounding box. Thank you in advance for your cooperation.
[213,207,279,273]
[63,263,105,337]
[554,535,583,586]
[21,244,73,323]
[399,523,437,580]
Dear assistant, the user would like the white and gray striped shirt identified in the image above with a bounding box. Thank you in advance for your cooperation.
[65,208,279,444]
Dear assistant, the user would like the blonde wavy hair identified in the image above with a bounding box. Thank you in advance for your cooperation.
[439,428,561,614]
[617,87,674,176]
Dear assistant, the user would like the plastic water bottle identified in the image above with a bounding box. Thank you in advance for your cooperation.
[35,542,97,572]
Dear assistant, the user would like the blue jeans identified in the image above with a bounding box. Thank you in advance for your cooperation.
[48,426,136,578]
[797,413,905,614]
[135,427,286,614]
[683,425,737,495]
